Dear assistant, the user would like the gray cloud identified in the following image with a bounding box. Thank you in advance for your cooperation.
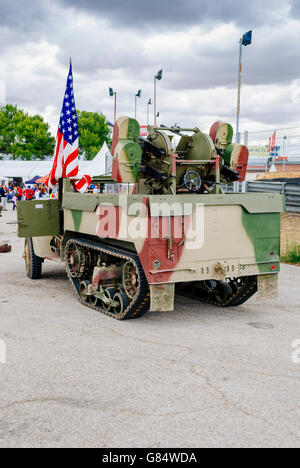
[0,0,299,135]
[290,0,300,16]
[59,0,289,29]
[0,0,292,32]
[0,0,50,30]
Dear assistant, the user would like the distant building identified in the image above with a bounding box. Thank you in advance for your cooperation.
[270,158,300,173]
[248,146,268,158]
[246,157,270,180]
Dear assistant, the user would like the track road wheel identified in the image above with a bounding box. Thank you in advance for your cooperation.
[79,281,91,303]
[24,238,42,280]
[66,242,85,279]
[122,261,139,299]
[215,281,233,304]
[89,294,99,306]
[102,287,118,312]
[113,292,129,317]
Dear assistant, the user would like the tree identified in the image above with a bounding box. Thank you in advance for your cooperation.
[0,104,55,160]
[77,110,111,160]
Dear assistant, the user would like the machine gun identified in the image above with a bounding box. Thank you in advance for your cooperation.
[108,117,249,195]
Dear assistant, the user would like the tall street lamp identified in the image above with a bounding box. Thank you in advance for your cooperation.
[154,69,163,126]
[283,135,287,171]
[109,87,117,123]
[236,30,252,142]
[147,98,152,126]
[134,89,142,119]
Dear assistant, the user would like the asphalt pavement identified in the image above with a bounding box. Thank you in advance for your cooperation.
[0,207,300,448]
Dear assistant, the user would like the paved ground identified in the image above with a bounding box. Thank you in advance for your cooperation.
[0,206,300,448]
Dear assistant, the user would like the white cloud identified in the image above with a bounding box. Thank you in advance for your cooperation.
[0,0,300,138]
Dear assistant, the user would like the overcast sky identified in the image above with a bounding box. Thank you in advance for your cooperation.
[0,0,300,137]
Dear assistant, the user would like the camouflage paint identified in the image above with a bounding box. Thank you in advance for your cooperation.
[241,210,281,273]
[112,141,142,183]
[209,121,233,149]
[63,192,283,287]
[111,116,140,154]
[112,116,142,183]
[32,236,62,262]
[71,209,83,232]
[224,143,249,181]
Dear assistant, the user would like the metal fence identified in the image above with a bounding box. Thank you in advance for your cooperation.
[240,127,300,159]
[230,180,300,213]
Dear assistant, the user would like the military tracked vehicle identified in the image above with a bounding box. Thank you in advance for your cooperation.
[17,117,284,320]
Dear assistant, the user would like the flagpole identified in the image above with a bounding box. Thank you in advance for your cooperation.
[154,76,157,126]
[236,38,242,143]
[114,92,117,123]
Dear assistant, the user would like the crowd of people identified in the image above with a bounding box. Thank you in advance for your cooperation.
[0,180,132,216]
[0,183,54,215]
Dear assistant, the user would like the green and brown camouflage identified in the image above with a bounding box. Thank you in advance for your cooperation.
[111,116,142,183]
[209,121,248,181]
[224,143,249,181]
[17,116,284,319]
[209,121,234,150]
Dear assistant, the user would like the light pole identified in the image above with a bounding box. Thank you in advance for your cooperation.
[109,87,117,123]
[236,30,252,142]
[147,98,152,126]
[134,89,142,119]
[283,135,287,171]
[154,69,163,126]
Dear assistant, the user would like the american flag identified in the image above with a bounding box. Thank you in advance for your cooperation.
[46,62,91,192]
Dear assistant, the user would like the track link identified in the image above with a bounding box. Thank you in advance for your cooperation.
[177,276,257,308]
[65,239,150,320]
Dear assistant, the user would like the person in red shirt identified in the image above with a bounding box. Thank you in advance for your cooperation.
[17,186,23,201]
[23,187,35,200]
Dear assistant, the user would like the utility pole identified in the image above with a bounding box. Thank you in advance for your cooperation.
[147,98,152,126]
[236,31,252,142]
[154,69,162,126]
[283,136,287,171]
[109,87,117,123]
[134,89,142,119]
[113,91,117,123]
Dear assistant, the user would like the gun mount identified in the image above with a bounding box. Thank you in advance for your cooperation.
[109,117,249,195]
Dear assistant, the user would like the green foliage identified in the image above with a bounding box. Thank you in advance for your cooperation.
[0,104,55,160]
[281,243,300,264]
[77,110,111,160]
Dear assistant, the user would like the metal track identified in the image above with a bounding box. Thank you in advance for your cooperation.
[65,239,150,320]
[176,276,257,308]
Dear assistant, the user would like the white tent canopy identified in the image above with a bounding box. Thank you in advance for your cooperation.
[0,143,113,182]
[78,142,109,178]
[88,142,109,176]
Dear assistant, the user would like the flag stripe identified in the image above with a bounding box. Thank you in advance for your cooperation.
[45,63,90,193]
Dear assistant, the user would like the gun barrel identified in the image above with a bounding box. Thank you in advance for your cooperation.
[160,125,184,137]
[160,125,199,136]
